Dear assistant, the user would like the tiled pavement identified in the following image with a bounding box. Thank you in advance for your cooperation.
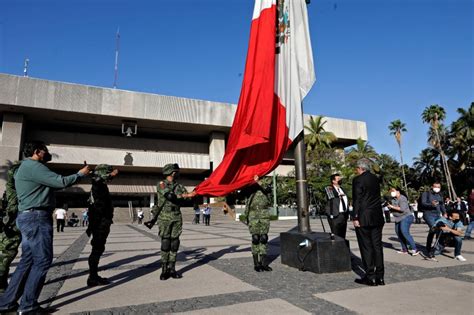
[8,218,474,314]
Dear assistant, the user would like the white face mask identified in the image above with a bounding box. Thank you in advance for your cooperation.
[433,188,441,193]
[390,191,397,198]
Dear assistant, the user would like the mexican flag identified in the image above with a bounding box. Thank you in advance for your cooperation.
[196,0,315,196]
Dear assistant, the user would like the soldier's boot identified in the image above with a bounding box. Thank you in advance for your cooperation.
[253,254,262,272]
[87,275,110,287]
[260,255,272,271]
[160,264,170,280]
[168,262,182,279]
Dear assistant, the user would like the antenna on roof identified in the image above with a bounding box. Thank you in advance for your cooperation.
[23,58,29,77]
[113,27,120,89]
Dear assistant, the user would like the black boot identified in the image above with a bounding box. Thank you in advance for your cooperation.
[160,264,170,280]
[168,262,182,279]
[261,255,272,271]
[253,254,262,272]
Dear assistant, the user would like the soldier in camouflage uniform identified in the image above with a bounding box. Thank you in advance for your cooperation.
[144,163,195,280]
[242,175,273,272]
[86,164,118,287]
[0,162,22,292]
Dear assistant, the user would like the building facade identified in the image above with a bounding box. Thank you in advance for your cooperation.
[0,73,367,208]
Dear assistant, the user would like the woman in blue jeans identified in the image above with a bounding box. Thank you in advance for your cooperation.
[387,187,419,255]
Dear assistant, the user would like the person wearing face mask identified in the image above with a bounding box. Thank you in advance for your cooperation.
[387,187,418,255]
[431,210,466,262]
[419,182,446,259]
[0,141,90,314]
[324,173,349,239]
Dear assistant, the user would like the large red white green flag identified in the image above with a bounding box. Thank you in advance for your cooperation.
[196,0,315,196]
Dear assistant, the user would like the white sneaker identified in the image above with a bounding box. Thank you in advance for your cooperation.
[455,255,467,262]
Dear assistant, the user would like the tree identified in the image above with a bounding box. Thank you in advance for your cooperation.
[413,148,442,187]
[449,103,474,195]
[422,104,456,199]
[388,119,408,194]
[345,138,378,167]
[304,115,337,151]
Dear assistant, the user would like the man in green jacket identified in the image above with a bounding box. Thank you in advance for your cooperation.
[0,141,90,314]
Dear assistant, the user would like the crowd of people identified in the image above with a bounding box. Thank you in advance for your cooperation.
[0,140,471,313]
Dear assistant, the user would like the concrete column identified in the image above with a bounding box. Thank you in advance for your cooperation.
[209,132,225,170]
[0,113,24,192]
[149,193,155,208]
[208,132,225,203]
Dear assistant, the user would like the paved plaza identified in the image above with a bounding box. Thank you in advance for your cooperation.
[9,217,474,314]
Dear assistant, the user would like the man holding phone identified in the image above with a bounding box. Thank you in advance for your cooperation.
[420,182,446,259]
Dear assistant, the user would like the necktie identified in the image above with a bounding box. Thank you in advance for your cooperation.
[338,188,347,211]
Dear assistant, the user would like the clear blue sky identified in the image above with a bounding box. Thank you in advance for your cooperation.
[1,0,472,165]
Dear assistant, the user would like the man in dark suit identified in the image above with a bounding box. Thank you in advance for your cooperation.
[352,159,385,286]
[325,173,349,239]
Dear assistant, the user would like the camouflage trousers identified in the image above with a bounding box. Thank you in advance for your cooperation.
[158,212,182,264]
[248,217,270,256]
[0,228,21,290]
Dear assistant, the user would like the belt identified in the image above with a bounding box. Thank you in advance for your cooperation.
[22,208,52,213]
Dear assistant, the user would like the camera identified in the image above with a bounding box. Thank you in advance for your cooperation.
[381,201,389,207]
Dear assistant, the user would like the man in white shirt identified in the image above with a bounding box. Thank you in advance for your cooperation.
[203,204,211,226]
[324,174,349,239]
[54,207,67,232]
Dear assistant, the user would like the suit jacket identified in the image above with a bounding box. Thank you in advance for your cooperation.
[352,171,384,227]
[325,186,348,217]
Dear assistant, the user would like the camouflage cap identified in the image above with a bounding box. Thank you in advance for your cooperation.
[163,163,180,176]
[93,164,115,180]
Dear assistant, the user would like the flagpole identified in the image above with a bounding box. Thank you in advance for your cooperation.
[113,27,120,89]
[294,130,311,233]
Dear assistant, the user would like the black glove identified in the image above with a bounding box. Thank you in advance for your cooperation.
[144,219,157,230]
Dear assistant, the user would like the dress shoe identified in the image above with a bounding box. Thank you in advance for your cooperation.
[376,279,385,286]
[87,276,110,287]
[354,277,377,286]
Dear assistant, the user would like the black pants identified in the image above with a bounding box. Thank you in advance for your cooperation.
[384,211,391,223]
[88,219,111,277]
[356,225,384,280]
[56,219,65,232]
[194,214,200,224]
[327,213,348,239]
[204,214,210,226]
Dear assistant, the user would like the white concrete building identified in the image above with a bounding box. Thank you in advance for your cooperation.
[0,73,367,208]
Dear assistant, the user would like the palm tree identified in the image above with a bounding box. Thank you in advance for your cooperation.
[450,103,474,171]
[388,119,408,193]
[413,148,442,186]
[422,104,456,199]
[346,138,378,167]
[304,115,337,151]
